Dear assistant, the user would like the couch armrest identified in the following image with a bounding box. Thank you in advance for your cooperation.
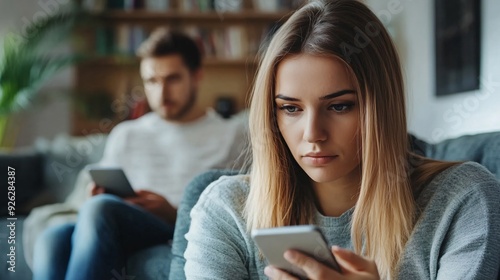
[169,169,241,279]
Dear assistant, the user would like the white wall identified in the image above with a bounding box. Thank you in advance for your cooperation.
[365,0,500,143]
[0,0,74,147]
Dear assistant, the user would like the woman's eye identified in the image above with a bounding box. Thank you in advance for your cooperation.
[279,105,300,113]
[330,104,353,113]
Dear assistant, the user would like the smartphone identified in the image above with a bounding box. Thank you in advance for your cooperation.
[251,225,341,279]
[87,167,137,197]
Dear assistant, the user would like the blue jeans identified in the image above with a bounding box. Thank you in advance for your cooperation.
[32,194,174,280]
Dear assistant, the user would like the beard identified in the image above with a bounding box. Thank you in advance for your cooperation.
[164,87,197,121]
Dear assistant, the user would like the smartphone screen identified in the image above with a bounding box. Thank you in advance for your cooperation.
[251,225,341,278]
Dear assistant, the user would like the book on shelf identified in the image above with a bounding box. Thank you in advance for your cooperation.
[225,26,246,59]
[91,23,279,62]
[108,0,145,10]
[144,0,170,11]
[184,25,261,60]
[81,0,106,13]
[253,0,303,12]
[82,0,300,13]
[180,0,212,12]
[214,0,243,12]
[95,25,147,56]
[82,0,171,12]
[115,24,131,54]
[180,0,244,13]
[130,26,147,54]
[95,26,115,55]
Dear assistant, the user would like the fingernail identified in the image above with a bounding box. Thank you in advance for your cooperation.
[284,250,296,261]
[264,266,275,277]
[332,245,342,251]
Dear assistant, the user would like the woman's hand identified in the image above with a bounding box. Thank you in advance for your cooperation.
[264,246,379,280]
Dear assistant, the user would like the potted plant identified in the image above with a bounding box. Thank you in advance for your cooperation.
[0,12,82,148]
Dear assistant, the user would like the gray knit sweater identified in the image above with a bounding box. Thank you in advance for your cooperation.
[185,162,500,279]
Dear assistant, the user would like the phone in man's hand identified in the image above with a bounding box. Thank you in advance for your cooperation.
[251,225,341,279]
[87,167,137,198]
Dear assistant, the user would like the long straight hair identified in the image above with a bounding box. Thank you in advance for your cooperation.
[244,1,457,278]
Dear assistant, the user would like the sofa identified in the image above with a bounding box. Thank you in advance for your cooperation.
[0,133,108,280]
[0,131,498,279]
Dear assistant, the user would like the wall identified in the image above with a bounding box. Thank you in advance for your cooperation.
[365,0,500,143]
[0,0,74,148]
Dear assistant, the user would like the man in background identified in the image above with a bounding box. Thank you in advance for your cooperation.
[30,28,247,280]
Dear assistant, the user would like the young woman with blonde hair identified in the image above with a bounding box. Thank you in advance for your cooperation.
[185,0,500,279]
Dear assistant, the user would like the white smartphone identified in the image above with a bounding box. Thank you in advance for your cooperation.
[87,167,137,198]
[251,225,341,279]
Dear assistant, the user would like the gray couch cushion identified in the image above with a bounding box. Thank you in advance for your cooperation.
[35,133,107,202]
[425,131,500,179]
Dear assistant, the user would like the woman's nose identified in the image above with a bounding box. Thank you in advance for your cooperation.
[303,113,327,143]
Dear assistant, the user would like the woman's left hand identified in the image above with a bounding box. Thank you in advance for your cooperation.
[264,246,380,280]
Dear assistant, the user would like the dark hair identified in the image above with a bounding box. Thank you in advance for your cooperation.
[136,28,202,71]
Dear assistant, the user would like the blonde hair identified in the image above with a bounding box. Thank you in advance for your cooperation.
[244,0,457,278]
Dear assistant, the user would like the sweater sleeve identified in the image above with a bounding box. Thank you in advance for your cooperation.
[436,181,500,279]
[184,177,250,279]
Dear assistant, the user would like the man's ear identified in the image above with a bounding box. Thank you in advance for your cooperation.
[192,68,203,84]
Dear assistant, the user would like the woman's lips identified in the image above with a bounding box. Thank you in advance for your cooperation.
[302,155,338,165]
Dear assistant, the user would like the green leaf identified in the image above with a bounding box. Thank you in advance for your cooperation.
[0,8,85,116]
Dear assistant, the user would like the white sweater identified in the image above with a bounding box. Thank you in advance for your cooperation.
[98,110,247,206]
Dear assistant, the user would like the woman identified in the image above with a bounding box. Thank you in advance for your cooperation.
[184,0,500,279]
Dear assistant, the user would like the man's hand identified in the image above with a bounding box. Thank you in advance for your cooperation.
[88,182,105,196]
[125,190,177,225]
[265,246,379,280]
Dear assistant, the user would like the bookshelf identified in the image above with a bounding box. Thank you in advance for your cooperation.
[71,0,300,136]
